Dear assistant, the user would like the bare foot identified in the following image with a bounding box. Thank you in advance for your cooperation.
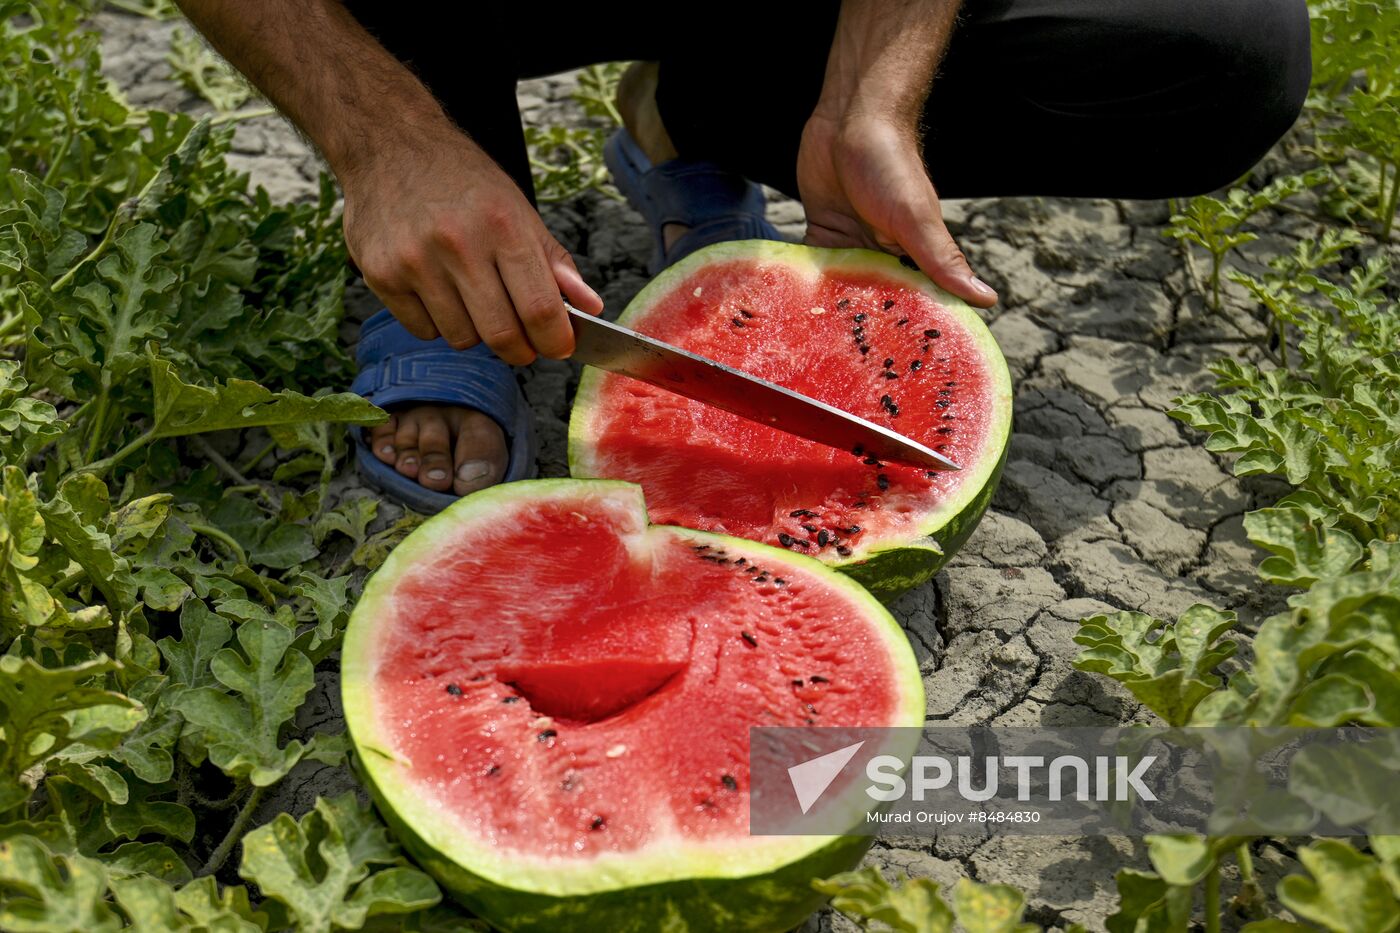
[616,62,689,253]
[367,405,508,496]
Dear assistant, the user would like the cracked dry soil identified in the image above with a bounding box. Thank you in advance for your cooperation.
[99,11,1315,929]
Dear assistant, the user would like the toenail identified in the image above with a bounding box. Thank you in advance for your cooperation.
[402,456,417,467]
[379,444,394,456]
[426,468,447,482]
[457,460,491,483]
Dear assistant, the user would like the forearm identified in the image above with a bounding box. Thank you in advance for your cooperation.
[174,0,459,178]
[816,0,962,128]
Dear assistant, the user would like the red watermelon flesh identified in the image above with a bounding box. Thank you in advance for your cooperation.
[569,243,1012,584]
[346,481,922,865]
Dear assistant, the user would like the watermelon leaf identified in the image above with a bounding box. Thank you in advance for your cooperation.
[171,619,315,786]
[1276,839,1400,933]
[238,794,440,933]
[815,867,954,933]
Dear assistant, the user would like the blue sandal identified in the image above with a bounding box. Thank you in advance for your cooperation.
[350,309,536,514]
[604,128,784,275]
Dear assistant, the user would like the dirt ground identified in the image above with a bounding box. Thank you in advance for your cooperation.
[98,11,1316,929]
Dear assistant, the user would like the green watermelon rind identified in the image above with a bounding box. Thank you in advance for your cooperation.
[566,241,1014,602]
[341,478,925,932]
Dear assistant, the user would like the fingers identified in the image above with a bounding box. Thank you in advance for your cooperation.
[498,243,575,359]
[456,264,536,365]
[550,242,604,316]
[896,203,998,309]
[418,273,480,349]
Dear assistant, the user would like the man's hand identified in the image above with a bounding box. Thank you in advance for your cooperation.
[798,0,996,309]
[342,126,601,365]
[174,0,602,365]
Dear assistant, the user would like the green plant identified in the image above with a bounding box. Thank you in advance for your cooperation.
[1164,174,1322,312]
[167,27,252,113]
[815,867,1084,933]
[524,62,626,203]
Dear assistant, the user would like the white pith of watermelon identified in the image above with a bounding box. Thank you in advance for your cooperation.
[568,242,1013,599]
[341,479,924,931]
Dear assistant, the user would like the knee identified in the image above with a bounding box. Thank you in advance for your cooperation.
[1184,0,1312,188]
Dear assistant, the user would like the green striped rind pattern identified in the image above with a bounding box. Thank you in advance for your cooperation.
[566,241,1013,602]
[342,478,925,932]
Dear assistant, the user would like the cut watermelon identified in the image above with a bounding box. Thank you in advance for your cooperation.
[341,479,924,932]
[569,242,1013,599]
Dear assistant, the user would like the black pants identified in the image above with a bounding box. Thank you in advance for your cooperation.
[346,0,1311,201]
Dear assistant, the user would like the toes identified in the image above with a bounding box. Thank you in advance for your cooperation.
[368,415,398,464]
[393,411,421,478]
[414,408,454,491]
[452,411,508,495]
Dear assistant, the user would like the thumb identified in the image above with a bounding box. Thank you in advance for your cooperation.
[898,204,998,309]
[547,239,603,316]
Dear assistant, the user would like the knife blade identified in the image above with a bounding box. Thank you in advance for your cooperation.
[566,305,959,472]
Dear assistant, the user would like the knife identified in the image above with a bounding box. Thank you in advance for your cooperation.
[566,305,959,472]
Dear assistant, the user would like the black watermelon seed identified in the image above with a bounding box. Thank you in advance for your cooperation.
[936,399,950,409]
[806,704,818,714]
[863,456,880,466]
[742,631,758,647]
[890,404,901,416]
[538,729,558,743]
[938,388,952,396]
[693,544,710,552]
[810,675,829,683]
[853,313,866,322]
[754,574,769,583]
[883,358,894,368]
[896,318,909,326]
[937,426,953,435]
[739,308,754,318]
[926,471,939,478]
[880,394,893,408]
[877,474,890,491]
[847,525,861,535]
[836,545,852,556]
[502,696,520,704]
[884,372,898,379]
[470,674,487,681]
[445,684,463,696]
[910,360,922,371]
[792,678,804,687]
[721,774,739,791]
[774,578,787,586]
[852,444,864,456]
[735,557,747,566]
[854,501,867,509]
[817,530,830,546]
[837,298,851,309]
[946,380,957,387]
[801,523,818,534]
[777,532,794,547]
[859,345,871,354]
[591,816,605,830]
[793,539,810,548]
[942,413,955,420]
[790,508,818,518]
[731,318,745,327]
[883,299,896,309]
[487,764,501,776]
[924,328,941,338]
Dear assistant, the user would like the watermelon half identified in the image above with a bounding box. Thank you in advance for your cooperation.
[569,242,1013,599]
[341,479,924,932]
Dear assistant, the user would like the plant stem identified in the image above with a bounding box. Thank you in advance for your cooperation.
[1204,863,1222,933]
[1382,161,1400,242]
[191,435,278,506]
[80,427,157,478]
[208,106,276,126]
[1209,253,1223,313]
[198,784,265,877]
[238,438,278,475]
[186,521,249,566]
[50,213,120,294]
[84,389,111,464]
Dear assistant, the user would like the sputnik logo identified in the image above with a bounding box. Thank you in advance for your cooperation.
[787,741,865,814]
